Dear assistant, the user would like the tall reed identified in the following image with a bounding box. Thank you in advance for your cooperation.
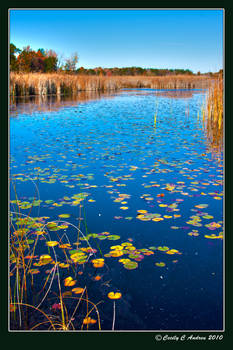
[10,72,215,97]
[204,78,223,151]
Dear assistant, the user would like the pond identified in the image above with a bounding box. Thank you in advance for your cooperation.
[10,89,223,331]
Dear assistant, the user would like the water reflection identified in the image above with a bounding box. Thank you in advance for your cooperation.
[154,89,204,99]
[10,90,115,115]
[121,88,204,99]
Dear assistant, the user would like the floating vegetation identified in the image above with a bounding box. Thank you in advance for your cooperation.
[10,88,223,330]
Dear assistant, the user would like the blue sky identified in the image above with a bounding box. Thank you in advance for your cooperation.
[9,9,223,73]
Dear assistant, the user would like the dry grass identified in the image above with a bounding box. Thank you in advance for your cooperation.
[10,72,215,96]
[204,78,223,151]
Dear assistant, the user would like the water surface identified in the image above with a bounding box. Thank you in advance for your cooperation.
[10,89,223,330]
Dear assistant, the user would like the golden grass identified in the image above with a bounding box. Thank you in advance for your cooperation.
[10,72,215,96]
[204,78,223,151]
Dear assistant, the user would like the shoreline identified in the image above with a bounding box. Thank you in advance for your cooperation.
[10,73,216,97]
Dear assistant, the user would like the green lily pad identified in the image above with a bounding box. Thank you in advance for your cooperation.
[202,215,214,219]
[157,246,169,252]
[69,249,82,255]
[123,260,138,270]
[107,235,121,241]
[97,235,107,240]
[155,262,166,267]
[45,200,54,204]
[58,214,70,218]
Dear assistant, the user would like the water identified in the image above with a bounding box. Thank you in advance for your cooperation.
[10,89,223,330]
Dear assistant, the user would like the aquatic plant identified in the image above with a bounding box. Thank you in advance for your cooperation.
[10,176,184,330]
[9,88,223,330]
[204,77,223,151]
[9,178,103,330]
[10,72,215,97]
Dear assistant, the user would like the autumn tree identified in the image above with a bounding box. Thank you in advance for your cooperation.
[64,52,79,72]
[10,43,21,71]
[44,50,58,72]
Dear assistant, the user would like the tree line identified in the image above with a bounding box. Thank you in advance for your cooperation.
[10,43,221,77]
[10,43,78,73]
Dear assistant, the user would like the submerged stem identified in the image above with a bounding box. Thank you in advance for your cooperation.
[112,301,116,331]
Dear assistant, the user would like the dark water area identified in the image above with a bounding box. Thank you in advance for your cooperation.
[10,89,223,331]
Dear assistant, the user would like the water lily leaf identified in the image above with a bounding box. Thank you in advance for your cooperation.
[32,230,47,236]
[121,242,133,247]
[64,276,76,287]
[67,249,78,255]
[202,215,214,219]
[110,250,124,257]
[123,260,138,270]
[59,263,70,268]
[83,317,97,324]
[39,254,53,265]
[72,287,84,294]
[45,200,54,204]
[107,235,121,240]
[110,245,123,250]
[91,258,104,268]
[155,262,166,267]
[107,292,122,299]
[46,222,58,230]
[204,234,223,239]
[20,204,32,209]
[59,243,71,249]
[58,214,70,218]
[119,258,131,264]
[97,235,107,240]
[166,249,180,255]
[58,225,69,229]
[195,204,208,209]
[157,246,169,252]
[28,269,40,274]
[46,241,59,247]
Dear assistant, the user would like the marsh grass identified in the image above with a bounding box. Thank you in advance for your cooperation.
[10,72,215,97]
[203,78,223,152]
[9,178,104,331]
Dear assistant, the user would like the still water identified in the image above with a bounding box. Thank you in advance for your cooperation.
[10,89,223,330]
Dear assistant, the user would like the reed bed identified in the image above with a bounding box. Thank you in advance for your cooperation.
[10,72,215,97]
[203,78,223,151]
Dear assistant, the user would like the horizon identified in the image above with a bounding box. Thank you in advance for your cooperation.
[10,9,223,73]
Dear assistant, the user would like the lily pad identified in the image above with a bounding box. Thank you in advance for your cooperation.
[123,260,138,270]
[107,235,121,241]
[157,246,169,252]
[58,214,71,218]
[155,262,166,267]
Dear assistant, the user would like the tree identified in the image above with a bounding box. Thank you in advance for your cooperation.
[44,50,58,72]
[30,56,45,72]
[64,52,79,72]
[17,46,35,72]
[10,43,21,71]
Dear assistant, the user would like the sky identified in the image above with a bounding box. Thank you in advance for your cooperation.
[9,9,223,73]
